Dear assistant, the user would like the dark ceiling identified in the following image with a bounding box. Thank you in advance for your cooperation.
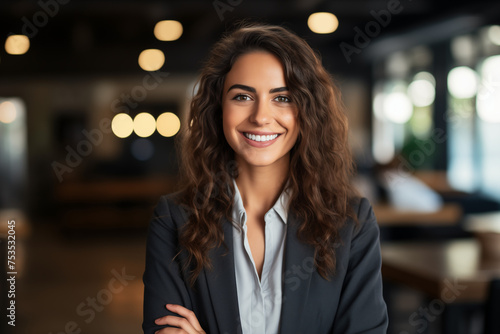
[0,0,499,78]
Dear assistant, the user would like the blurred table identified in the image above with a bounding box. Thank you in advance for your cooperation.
[382,239,500,333]
[373,203,462,226]
[54,177,177,229]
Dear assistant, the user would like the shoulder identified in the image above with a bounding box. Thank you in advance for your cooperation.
[351,197,376,224]
[344,196,379,241]
[150,192,191,230]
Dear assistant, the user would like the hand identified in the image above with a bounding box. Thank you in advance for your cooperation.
[154,304,206,334]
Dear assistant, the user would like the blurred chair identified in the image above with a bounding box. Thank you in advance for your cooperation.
[484,278,500,334]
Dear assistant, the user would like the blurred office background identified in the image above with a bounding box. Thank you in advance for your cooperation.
[1,0,500,333]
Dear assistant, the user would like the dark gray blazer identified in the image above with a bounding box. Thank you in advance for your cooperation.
[143,194,388,334]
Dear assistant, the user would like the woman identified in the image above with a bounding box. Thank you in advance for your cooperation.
[143,23,388,334]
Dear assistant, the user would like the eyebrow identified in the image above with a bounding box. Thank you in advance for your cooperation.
[226,84,288,94]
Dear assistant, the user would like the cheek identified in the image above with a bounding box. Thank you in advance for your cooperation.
[222,107,239,144]
[282,112,299,134]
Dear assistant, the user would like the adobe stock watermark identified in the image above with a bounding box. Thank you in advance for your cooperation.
[19,0,71,39]
[382,127,447,186]
[477,72,500,101]
[51,117,112,182]
[283,243,341,292]
[48,267,136,334]
[51,70,169,182]
[212,0,243,21]
[110,70,170,114]
[400,278,467,334]
[340,0,410,64]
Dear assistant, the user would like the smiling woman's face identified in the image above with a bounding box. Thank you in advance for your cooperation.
[222,51,299,171]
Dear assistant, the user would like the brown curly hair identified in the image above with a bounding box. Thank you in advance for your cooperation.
[176,23,356,286]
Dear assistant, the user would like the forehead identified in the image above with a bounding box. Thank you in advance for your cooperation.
[224,51,286,89]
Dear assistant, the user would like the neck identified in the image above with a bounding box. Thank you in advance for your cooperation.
[235,155,290,216]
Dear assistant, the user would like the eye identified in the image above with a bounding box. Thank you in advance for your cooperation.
[232,94,252,101]
[274,95,291,103]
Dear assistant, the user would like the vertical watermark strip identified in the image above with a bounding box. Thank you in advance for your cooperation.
[6,219,17,327]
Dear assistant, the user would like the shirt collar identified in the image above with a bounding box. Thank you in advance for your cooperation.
[231,178,290,226]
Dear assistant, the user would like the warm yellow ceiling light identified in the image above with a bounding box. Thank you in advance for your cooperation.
[154,20,183,41]
[134,112,156,137]
[308,12,339,34]
[111,113,134,138]
[157,112,181,137]
[5,35,30,55]
[138,49,165,71]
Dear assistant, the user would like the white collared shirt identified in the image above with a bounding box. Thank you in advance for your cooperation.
[231,179,290,334]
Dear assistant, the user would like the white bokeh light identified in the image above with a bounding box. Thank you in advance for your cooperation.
[0,101,17,124]
[447,66,479,99]
[408,72,436,107]
[383,92,413,124]
[487,25,500,46]
[477,55,500,123]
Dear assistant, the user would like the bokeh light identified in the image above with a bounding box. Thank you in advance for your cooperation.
[131,138,155,161]
[447,66,479,99]
[5,35,30,55]
[154,20,183,41]
[138,49,165,71]
[307,12,339,34]
[408,72,436,107]
[487,25,500,46]
[383,92,413,124]
[111,113,134,138]
[0,101,17,124]
[156,112,180,137]
[133,112,156,137]
[373,92,386,120]
[477,55,500,123]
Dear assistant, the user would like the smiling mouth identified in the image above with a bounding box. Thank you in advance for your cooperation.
[243,132,280,142]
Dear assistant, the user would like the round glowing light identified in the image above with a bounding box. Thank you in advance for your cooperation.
[134,112,156,137]
[383,92,413,124]
[487,25,500,46]
[307,12,339,34]
[157,112,180,137]
[154,20,183,41]
[451,35,475,63]
[5,35,30,55]
[112,113,134,138]
[447,66,479,99]
[408,73,436,107]
[138,49,165,71]
[0,101,17,124]
[373,93,386,120]
[477,55,500,123]
[131,138,155,161]
[413,71,436,87]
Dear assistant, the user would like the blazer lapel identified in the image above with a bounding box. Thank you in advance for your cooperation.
[279,212,316,333]
[203,218,242,334]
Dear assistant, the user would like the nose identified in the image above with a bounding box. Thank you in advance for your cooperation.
[249,99,272,125]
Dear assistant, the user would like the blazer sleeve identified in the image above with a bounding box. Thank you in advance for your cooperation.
[332,197,389,333]
[142,196,193,334]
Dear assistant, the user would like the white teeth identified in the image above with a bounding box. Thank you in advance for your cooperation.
[244,133,279,142]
